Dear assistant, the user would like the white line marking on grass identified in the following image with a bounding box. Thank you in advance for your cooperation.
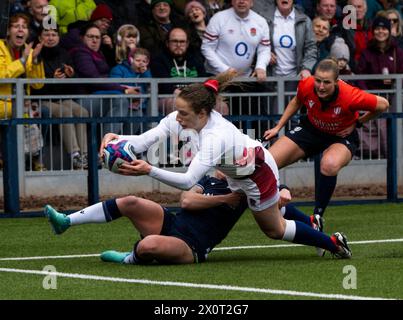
[1,238,402,261]
[0,254,99,261]
[0,267,396,300]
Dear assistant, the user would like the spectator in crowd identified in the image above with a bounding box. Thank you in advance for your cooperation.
[356,16,403,97]
[31,26,90,170]
[201,0,270,80]
[138,0,187,58]
[201,0,228,20]
[383,8,403,48]
[60,3,116,68]
[88,3,115,67]
[93,0,142,34]
[329,37,353,75]
[258,0,317,131]
[69,23,139,136]
[184,0,208,53]
[27,0,49,43]
[315,0,344,36]
[201,0,271,135]
[49,0,96,35]
[114,24,140,64]
[355,16,403,158]
[312,16,333,63]
[365,0,401,21]
[316,0,344,26]
[113,24,147,132]
[151,27,208,114]
[259,0,317,80]
[135,0,154,26]
[110,47,152,134]
[0,13,46,170]
[342,0,373,71]
[312,16,349,71]
[316,0,337,21]
[9,0,28,16]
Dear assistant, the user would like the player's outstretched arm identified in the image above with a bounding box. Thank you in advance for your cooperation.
[180,189,243,211]
[263,96,303,140]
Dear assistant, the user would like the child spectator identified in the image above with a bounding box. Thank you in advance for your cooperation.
[329,37,352,75]
[114,24,140,64]
[110,47,152,134]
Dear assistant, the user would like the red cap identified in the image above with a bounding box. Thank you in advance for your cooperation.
[90,4,113,22]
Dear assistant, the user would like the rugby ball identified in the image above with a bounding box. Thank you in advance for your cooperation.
[103,139,137,173]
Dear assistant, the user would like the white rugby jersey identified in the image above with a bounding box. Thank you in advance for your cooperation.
[272,8,297,76]
[201,7,271,76]
[120,110,263,189]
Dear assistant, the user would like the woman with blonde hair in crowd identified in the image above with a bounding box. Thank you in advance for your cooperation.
[115,24,141,64]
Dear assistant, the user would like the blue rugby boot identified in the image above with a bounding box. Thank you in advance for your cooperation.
[100,250,131,264]
[44,205,70,235]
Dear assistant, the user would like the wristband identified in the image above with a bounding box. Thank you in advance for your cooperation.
[279,184,290,191]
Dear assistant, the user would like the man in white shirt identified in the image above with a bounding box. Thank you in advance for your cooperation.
[201,0,271,81]
[201,0,272,136]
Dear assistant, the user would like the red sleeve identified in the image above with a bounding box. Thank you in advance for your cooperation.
[349,86,378,112]
[296,76,313,102]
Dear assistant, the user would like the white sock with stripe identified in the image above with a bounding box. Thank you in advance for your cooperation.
[69,203,107,226]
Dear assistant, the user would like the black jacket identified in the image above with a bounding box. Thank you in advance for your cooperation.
[32,45,77,95]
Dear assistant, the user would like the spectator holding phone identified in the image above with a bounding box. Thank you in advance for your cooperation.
[32,26,90,170]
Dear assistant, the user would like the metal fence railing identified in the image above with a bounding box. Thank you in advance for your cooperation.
[1,75,402,215]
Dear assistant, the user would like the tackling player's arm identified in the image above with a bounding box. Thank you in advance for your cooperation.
[263,96,303,140]
[180,186,243,211]
[278,185,292,209]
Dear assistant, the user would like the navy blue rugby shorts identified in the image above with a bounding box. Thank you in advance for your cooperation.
[160,207,210,263]
[285,117,359,158]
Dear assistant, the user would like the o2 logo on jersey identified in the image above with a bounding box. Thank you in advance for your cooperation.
[235,42,250,59]
[334,107,341,115]
[279,35,294,48]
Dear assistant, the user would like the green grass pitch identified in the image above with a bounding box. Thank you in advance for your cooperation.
[0,203,402,300]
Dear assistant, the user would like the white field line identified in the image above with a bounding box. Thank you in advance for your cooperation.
[0,254,100,261]
[0,267,396,300]
[1,238,402,261]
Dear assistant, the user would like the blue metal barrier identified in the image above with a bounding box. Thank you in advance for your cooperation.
[1,112,402,217]
[1,76,402,216]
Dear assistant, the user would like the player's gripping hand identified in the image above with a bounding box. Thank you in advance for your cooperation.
[278,188,292,209]
[99,133,120,155]
[224,192,244,210]
[118,159,152,176]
